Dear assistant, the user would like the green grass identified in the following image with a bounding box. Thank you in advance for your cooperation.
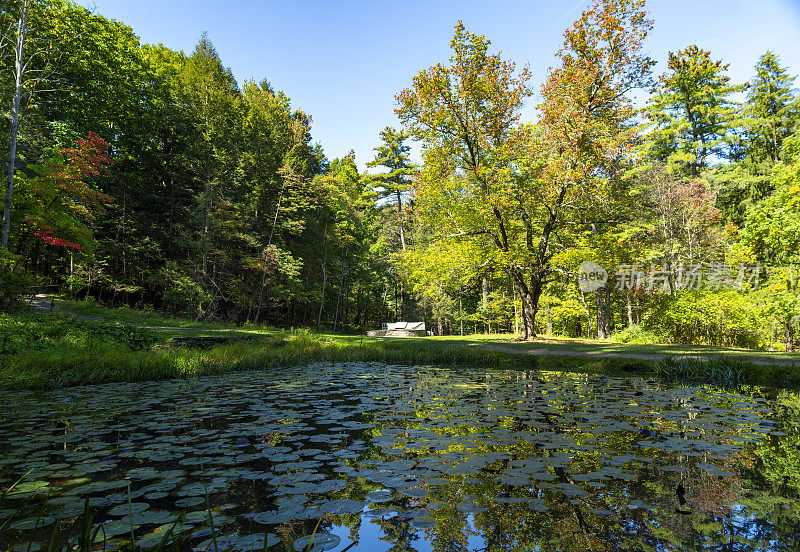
[2,304,799,391]
[54,298,229,329]
[430,333,800,364]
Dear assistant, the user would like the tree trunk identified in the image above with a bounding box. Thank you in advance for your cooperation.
[332,260,346,332]
[202,141,212,272]
[512,284,519,336]
[316,222,328,329]
[510,267,536,340]
[459,294,464,336]
[396,189,406,251]
[596,288,610,339]
[626,292,634,327]
[2,0,29,250]
[393,278,398,322]
[579,291,593,339]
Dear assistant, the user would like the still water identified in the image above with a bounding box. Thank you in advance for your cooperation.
[1,362,798,551]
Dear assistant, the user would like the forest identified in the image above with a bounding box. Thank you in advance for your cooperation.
[1,0,798,351]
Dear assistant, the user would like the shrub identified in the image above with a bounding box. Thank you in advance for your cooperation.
[645,290,766,349]
[614,324,660,344]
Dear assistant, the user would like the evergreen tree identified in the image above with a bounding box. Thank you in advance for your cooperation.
[743,51,798,163]
[645,45,742,176]
[366,126,415,251]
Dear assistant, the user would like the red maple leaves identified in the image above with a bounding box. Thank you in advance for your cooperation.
[34,228,86,251]
[31,132,114,251]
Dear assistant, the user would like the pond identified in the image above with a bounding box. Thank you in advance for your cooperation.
[1,362,798,552]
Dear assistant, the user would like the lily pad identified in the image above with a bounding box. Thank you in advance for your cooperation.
[292,533,340,552]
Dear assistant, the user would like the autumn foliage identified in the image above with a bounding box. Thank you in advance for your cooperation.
[26,132,113,252]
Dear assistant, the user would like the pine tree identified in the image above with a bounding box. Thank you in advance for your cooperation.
[743,51,798,163]
[366,126,415,250]
[645,45,742,176]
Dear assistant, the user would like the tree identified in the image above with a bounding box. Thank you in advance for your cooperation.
[642,164,726,289]
[644,45,742,176]
[733,131,800,349]
[2,0,29,249]
[17,132,113,266]
[367,126,415,250]
[399,1,653,339]
[743,51,798,163]
[395,20,533,334]
[175,33,240,312]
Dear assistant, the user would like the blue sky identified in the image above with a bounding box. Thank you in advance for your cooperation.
[86,0,800,169]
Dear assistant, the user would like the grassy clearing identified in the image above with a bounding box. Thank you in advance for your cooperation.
[0,328,529,390]
[431,333,800,363]
[2,306,799,391]
[54,298,231,329]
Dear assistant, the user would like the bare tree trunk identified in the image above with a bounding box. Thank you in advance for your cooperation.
[396,189,406,251]
[316,222,328,329]
[459,294,464,336]
[626,292,634,327]
[393,278,398,322]
[580,291,593,339]
[2,0,29,250]
[596,291,606,339]
[332,260,346,332]
[512,284,518,336]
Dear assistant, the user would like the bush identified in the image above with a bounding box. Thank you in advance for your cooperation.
[613,324,660,344]
[644,291,766,349]
[0,269,33,308]
[0,312,160,360]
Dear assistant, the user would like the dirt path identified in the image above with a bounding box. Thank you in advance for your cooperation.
[25,294,195,330]
[26,294,103,321]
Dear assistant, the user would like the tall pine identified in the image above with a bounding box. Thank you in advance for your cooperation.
[645,45,742,176]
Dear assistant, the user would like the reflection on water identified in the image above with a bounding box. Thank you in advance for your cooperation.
[1,363,798,551]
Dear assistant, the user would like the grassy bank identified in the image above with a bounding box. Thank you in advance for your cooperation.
[0,316,632,389]
[1,308,799,391]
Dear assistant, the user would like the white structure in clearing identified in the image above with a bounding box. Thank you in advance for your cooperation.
[367,321,427,337]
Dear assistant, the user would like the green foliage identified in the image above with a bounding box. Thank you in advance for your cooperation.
[645,291,765,348]
[742,51,799,163]
[653,355,800,388]
[735,131,800,265]
[645,45,743,175]
[0,261,32,308]
[0,312,160,359]
[613,324,660,344]
[2,0,799,350]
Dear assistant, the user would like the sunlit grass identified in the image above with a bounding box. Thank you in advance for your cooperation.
[2,307,799,391]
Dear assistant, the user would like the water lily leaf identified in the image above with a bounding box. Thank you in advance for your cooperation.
[318,499,364,515]
[116,510,178,526]
[11,544,41,552]
[198,533,279,552]
[108,502,149,517]
[456,502,487,514]
[174,497,204,508]
[8,516,55,530]
[365,489,394,503]
[292,532,340,552]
